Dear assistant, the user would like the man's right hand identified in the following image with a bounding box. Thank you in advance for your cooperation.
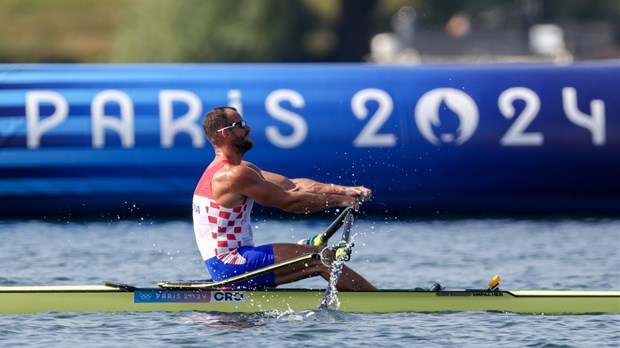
[345,186,372,203]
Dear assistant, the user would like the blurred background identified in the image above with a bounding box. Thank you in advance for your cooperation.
[1,0,618,64]
[1,0,619,218]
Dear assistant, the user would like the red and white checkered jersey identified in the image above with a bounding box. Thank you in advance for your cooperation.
[192,160,254,264]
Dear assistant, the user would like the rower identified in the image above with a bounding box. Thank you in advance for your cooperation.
[191,106,376,291]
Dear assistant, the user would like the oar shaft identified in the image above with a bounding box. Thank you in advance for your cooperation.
[297,206,354,245]
[339,208,354,243]
[322,206,354,241]
[159,253,320,289]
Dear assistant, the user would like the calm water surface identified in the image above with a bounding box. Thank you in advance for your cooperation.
[0,215,618,347]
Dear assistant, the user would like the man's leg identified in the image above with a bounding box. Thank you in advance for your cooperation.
[271,243,376,291]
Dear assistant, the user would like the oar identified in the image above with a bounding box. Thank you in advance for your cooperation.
[158,253,321,289]
[318,207,355,309]
[297,206,354,245]
[322,206,354,241]
[160,208,355,290]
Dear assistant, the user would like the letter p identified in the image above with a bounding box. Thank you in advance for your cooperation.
[26,91,68,149]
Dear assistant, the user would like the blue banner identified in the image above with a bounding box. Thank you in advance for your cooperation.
[1,62,619,217]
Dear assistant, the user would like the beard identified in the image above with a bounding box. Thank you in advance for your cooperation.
[234,136,254,154]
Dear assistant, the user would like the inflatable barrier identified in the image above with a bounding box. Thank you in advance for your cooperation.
[1,62,619,217]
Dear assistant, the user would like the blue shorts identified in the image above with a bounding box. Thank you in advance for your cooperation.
[205,245,275,289]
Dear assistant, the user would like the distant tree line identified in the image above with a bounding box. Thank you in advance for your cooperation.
[0,0,617,63]
[111,0,619,63]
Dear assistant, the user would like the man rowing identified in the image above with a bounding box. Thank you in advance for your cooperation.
[192,106,376,291]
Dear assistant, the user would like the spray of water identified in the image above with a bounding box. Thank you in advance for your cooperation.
[318,258,345,309]
[318,232,357,310]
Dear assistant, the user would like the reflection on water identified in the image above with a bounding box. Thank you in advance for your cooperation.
[187,312,268,329]
[185,307,353,330]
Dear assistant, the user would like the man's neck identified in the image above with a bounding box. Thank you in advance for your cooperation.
[214,150,243,165]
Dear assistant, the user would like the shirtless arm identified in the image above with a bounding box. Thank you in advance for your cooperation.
[260,172,371,203]
[289,178,372,203]
[219,163,368,213]
[251,164,371,204]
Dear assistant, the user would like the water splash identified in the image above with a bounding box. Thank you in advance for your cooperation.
[318,257,346,309]
[318,232,357,309]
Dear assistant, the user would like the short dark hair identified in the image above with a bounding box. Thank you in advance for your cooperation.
[203,106,237,145]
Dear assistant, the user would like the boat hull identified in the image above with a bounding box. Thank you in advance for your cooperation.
[0,285,618,315]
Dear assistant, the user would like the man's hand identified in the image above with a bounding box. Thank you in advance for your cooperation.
[342,186,372,210]
[345,186,372,203]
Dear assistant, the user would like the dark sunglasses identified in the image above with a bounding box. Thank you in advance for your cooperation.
[217,120,248,133]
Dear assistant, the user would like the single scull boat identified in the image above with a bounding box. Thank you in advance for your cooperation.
[0,283,618,315]
[3,208,618,315]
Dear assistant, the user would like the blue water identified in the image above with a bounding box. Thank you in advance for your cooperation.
[0,215,619,347]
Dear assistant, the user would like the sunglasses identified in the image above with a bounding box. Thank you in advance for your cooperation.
[217,120,248,133]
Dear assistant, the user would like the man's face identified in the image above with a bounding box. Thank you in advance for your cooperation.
[227,111,254,154]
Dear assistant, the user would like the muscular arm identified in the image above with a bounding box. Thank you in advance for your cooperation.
[256,165,371,203]
[215,162,370,213]
[290,178,371,199]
